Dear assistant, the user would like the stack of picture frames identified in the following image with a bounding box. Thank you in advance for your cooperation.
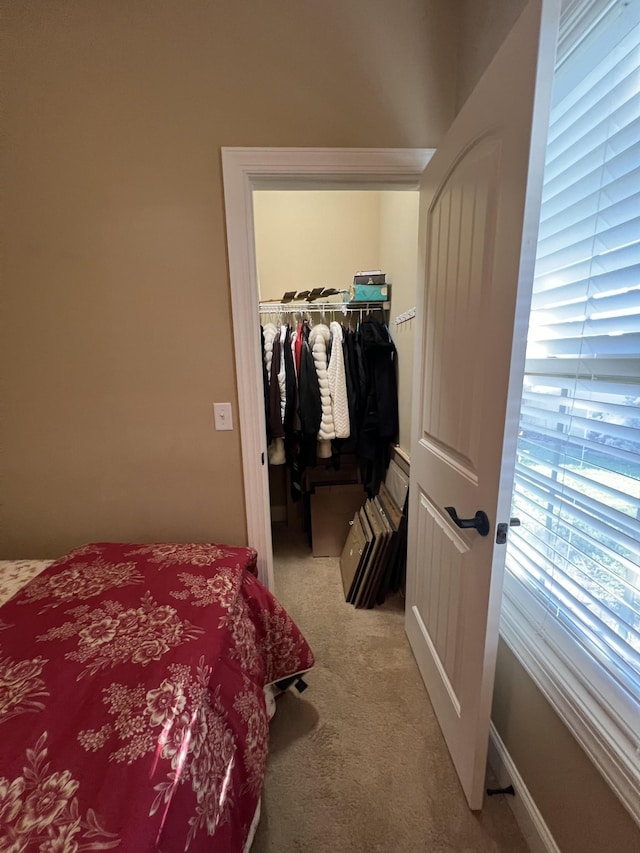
[339,449,409,608]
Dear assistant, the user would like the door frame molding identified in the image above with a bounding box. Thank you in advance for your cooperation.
[221,147,433,589]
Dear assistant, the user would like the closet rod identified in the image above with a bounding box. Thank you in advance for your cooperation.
[258,300,390,315]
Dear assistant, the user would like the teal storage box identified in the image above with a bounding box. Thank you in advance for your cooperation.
[351,282,389,301]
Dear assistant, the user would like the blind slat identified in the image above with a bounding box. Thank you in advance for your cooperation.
[530,310,640,339]
[521,387,640,423]
[518,432,640,476]
[541,136,640,211]
[539,165,640,237]
[506,544,640,682]
[537,194,640,257]
[512,489,640,585]
[532,332,640,357]
[506,542,640,674]
[506,533,640,653]
[552,5,640,112]
[516,450,640,510]
[536,226,640,281]
[546,82,640,180]
[534,241,640,294]
[507,532,640,643]
[530,288,640,323]
[536,211,640,268]
[525,355,640,379]
[520,401,639,452]
[530,262,640,307]
[514,465,640,544]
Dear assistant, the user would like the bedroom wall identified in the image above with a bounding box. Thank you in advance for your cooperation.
[0,0,457,557]
[455,0,528,110]
[492,642,640,853]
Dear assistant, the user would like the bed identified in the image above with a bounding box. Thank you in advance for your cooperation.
[0,542,314,852]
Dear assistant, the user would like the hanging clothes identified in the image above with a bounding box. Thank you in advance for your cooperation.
[339,328,362,455]
[263,322,277,383]
[266,324,285,465]
[294,321,303,377]
[283,326,297,443]
[259,311,399,496]
[298,327,322,438]
[262,322,278,447]
[356,318,399,494]
[278,325,287,426]
[297,328,322,474]
[328,320,350,439]
[308,323,335,459]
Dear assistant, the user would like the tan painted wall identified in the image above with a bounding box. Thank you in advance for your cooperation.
[253,191,382,301]
[378,192,420,455]
[492,640,640,853]
[0,0,456,557]
[455,0,527,111]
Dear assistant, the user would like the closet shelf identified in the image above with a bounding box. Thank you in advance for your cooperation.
[258,300,390,315]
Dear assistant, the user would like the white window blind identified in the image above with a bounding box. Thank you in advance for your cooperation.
[504,0,640,815]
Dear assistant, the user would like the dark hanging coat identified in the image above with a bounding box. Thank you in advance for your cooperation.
[357,319,399,494]
[298,338,322,438]
[269,336,285,440]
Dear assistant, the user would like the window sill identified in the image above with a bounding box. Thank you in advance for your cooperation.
[499,571,640,826]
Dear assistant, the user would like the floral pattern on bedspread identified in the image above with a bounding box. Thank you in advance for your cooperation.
[36,592,205,680]
[125,543,243,568]
[18,559,145,613]
[0,543,314,852]
[170,566,240,608]
[0,654,49,723]
[0,732,121,852]
[0,560,53,608]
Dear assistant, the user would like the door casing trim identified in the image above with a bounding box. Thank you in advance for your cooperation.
[221,147,434,589]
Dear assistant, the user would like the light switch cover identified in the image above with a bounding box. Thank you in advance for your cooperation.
[213,402,233,431]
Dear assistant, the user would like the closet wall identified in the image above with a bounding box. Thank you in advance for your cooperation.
[378,193,420,456]
[253,189,419,458]
[253,192,381,297]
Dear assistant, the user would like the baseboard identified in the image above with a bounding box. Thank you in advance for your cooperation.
[488,722,561,853]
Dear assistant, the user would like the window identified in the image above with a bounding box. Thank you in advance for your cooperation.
[501,0,640,822]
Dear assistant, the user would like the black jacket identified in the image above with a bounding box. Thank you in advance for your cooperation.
[298,339,322,437]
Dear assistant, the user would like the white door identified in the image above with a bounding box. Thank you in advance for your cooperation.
[405,0,561,809]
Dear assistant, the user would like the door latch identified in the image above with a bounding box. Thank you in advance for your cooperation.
[496,517,521,544]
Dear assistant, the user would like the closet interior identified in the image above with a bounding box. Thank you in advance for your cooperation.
[253,189,419,608]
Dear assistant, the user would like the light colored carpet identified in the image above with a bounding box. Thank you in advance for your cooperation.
[252,526,529,853]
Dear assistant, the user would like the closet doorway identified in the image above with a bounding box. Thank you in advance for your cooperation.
[253,187,419,575]
[222,147,432,591]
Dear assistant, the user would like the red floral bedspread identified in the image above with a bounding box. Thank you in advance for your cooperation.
[0,542,314,852]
